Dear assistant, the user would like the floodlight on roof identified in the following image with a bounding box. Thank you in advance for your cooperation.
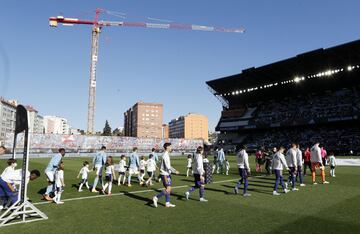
[220,64,360,97]
[294,77,301,83]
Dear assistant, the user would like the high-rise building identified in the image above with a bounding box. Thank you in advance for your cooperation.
[124,102,163,138]
[0,98,17,144]
[43,116,70,134]
[169,113,209,141]
[26,106,44,134]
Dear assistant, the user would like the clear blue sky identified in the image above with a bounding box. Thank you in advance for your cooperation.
[0,0,359,132]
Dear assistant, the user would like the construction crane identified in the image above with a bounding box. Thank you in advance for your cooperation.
[49,8,245,134]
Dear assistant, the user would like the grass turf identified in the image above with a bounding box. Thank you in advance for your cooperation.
[0,156,359,234]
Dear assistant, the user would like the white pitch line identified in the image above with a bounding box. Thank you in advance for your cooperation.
[212,179,238,184]
[33,176,266,205]
[33,185,189,205]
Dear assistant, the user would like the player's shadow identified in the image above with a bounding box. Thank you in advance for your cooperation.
[205,187,231,195]
[221,185,272,195]
[247,183,274,189]
[181,179,194,182]
[123,192,154,207]
[37,187,47,195]
[71,183,80,190]
[246,188,272,195]
[222,181,273,189]
[172,192,190,201]
[250,179,275,185]
[254,176,277,181]
[222,184,236,189]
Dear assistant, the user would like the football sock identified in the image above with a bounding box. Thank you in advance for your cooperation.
[156,191,166,199]
[199,187,205,198]
[165,192,170,203]
[93,177,99,188]
[244,179,248,194]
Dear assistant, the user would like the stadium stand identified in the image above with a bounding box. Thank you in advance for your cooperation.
[4,133,204,154]
[207,39,360,155]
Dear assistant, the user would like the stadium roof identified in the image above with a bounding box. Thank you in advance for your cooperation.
[206,39,360,96]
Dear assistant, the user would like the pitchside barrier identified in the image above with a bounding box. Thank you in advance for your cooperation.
[0,105,48,227]
[335,158,360,166]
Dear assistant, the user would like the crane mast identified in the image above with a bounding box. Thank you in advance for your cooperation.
[88,26,100,134]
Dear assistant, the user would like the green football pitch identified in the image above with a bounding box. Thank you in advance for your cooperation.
[1,156,360,234]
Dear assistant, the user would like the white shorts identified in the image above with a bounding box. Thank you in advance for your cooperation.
[129,168,139,175]
[45,170,55,182]
[94,165,103,176]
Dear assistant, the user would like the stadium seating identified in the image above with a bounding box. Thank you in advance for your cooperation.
[215,87,360,155]
[251,89,358,127]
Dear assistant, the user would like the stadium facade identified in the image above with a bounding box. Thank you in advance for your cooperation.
[207,40,360,155]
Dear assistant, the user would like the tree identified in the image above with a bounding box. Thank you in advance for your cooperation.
[102,120,112,136]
